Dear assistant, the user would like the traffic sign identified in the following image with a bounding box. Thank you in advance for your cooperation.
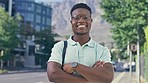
[131,44,137,52]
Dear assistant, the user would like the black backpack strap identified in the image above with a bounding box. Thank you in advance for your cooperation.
[61,41,67,70]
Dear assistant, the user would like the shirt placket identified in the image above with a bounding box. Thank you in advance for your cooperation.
[77,43,84,63]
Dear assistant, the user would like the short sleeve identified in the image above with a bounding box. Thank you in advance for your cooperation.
[47,42,63,65]
[100,47,111,63]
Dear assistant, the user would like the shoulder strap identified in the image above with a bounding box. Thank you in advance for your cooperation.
[61,41,67,70]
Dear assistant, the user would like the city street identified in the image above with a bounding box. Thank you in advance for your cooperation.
[0,0,147,83]
[0,71,137,83]
[112,71,137,83]
[0,72,52,83]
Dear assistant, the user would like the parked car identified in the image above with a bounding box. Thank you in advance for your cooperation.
[115,62,125,72]
[123,61,136,72]
[111,62,116,71]
[123,62,129,71]
[112,61,125,72]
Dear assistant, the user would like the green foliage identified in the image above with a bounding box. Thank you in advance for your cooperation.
[100,0,147,52]
[0,7,19,60]
[144,26,148,52]
[144,26,148,81]
[0,69,8,74]
[35,28,57,54]
[34,28,58,68]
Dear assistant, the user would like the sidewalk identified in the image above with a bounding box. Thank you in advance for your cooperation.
[112,72,147,83]
[112,72,138,83]
[0,66,46,74]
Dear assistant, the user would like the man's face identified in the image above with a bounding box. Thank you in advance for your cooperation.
[70,8,93,35]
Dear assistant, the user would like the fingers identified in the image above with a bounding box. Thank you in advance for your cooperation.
[94,61,105,67]
[63,64,74,74]
[63,64,69,71]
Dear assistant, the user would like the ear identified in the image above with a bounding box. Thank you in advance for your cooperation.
[91,18,93,23]
[70,20,72,24]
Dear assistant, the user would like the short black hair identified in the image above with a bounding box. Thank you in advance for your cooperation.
[70,3,92,15]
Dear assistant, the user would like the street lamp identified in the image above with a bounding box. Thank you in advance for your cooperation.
[8,0,12,16]
[137,23,140,83]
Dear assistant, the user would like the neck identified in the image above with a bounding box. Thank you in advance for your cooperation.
[72,34,90,45]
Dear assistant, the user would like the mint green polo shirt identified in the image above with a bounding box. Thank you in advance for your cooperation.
[48,36,111,67]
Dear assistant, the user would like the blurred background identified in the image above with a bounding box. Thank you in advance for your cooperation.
[0,0,148,83]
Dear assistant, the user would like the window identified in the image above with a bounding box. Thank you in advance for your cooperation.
[36,5,41,13]
[36,15,41,23]
[35,25,41,32]
[27,3,34,11]
[28,45,35,56]
[42,17,45,24]
[47,8,51,15]
[26,13,34,22]
[46,18,51,25]
[43,9,46,15]
[21,13,34,22]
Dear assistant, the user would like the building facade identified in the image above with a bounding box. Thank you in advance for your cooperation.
[0,0,52,68]
[14,0,52,32]
[0,0,15,16]
[14,0,52,68]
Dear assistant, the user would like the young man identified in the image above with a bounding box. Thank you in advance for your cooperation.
[47,3,114,83]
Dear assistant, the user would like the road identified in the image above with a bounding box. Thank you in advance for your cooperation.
[0,71,137,83]
[0,72,52,83]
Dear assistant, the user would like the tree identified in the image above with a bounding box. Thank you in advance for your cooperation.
[100,0,147,54]
[34,28,58,68]
[144,26,148,82]
[144,26,148,52]
[0,7,19,61]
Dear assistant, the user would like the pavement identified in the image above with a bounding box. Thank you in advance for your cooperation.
[0,66,46,74]
[112,72,147,83]
[1,67,147,83]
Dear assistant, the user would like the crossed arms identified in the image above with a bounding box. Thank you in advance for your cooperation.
[47,61,114,83]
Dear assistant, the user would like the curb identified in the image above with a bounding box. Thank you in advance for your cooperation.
[0,69,46,75]
[141,76,148,83]
[112,72,126,83]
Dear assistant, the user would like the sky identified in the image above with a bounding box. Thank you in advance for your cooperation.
[36,0,63,2]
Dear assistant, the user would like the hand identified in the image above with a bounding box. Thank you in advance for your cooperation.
[63,63,74,74]
[93,61,105,67]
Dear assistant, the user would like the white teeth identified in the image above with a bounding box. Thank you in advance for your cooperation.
[78,25,86,28]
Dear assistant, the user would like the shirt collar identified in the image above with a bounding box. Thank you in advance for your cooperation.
[67,36,77,46]
[67,36,95,47]
[84,38,94,47]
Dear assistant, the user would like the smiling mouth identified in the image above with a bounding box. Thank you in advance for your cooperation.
[77,25,86,29]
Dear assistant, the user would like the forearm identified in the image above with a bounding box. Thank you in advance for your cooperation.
[75,63,114,83]
[53,73,88,83]
[47,62,89,83]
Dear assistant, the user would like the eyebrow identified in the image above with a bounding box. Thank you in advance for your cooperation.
[72,14,91,17]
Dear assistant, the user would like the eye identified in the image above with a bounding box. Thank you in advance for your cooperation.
[72,15,91,21]
[73,16,80,20]
[83,16,89,20]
